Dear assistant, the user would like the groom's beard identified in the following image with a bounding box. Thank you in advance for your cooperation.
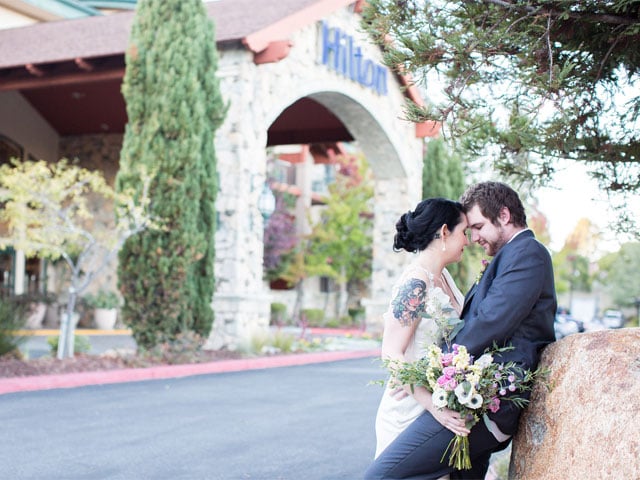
[485,228,509,256]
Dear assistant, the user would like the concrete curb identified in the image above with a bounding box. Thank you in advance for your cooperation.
[0,348,381,395]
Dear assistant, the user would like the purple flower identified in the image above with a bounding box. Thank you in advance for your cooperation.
[499,388,507,396]
[508,374,516,382]
[494,372,502,380]
[509,384,517,392]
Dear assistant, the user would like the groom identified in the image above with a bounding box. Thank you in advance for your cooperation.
[364,182,556,480]
[450,181,557,479]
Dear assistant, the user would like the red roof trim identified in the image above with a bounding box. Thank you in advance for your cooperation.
[242,0,355,53]
[254,40,293,65]
[415,121,441,138]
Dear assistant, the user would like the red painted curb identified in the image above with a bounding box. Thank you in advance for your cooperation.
[0,348,381,395]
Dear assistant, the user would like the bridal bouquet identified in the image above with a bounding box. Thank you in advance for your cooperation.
[385,343,541,470]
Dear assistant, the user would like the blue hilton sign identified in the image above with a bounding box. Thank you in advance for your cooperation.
[320,21,388,96]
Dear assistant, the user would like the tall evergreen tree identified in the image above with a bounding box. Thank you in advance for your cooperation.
[362,1,640,235]
[422,137,479,290]
[116,0,226,349]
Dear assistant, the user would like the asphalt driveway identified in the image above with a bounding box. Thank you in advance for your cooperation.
[0,356,385,479]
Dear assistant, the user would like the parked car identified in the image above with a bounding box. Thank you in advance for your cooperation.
[601,309,625,329]
[554,314,583,339]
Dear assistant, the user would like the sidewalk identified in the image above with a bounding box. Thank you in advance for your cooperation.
[2,327,381,395]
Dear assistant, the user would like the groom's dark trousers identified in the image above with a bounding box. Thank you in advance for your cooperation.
[364,411,510,480]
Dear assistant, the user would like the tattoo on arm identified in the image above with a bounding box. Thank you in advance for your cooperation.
[391,278,427,326]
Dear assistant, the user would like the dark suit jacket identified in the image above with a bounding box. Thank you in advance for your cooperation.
[454,229,556,435]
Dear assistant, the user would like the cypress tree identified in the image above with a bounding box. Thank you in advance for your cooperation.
[116,0,226,348]
[422,137,479,290]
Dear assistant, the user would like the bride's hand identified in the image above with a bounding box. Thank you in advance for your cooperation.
[387,382,409,400]
[430,407,470,437]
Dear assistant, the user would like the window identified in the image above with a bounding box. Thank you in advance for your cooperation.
[320,276,333,293]
[0,248,15,298]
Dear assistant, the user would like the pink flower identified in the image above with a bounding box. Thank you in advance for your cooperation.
[442,366,456,379]
[444,378,458,391]
[488,397,501,413]
[437,374,458,391]
[441,353,454,366]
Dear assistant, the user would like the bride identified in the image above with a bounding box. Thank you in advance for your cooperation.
[373,198,470,459]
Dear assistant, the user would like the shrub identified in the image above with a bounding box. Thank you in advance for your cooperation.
[84,289,120,309]
[243,329,296,355]
[324,318,341,328]
[270,302,289,326]
[0,297,27,356]
[138,331,206,365]
[47,335,91,356]
[348,307,365,323]
[301,308,325,327]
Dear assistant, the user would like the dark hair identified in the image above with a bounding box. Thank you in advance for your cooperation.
[393,198,465,253]
[459,181,527,227]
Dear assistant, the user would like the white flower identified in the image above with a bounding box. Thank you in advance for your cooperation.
[475,353,493,369]
[432,388,449,409]
[454,382,474,405]
[465,372,480,386]
[467,393,483,409]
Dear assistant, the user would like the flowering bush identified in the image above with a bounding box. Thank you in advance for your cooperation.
[385,343,543,470]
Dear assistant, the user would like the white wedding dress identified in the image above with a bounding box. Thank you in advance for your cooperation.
[374,268,464,459]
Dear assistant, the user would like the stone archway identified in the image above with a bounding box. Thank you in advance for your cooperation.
[208,8,424,348]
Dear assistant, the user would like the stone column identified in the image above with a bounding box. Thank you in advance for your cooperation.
[362,178,412,332]
[208,55,275,348]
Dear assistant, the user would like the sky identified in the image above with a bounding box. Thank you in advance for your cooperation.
[534,160,638,255]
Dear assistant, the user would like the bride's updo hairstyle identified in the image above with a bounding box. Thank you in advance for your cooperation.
[393,198,464,253]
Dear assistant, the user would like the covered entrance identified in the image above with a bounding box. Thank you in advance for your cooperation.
[0,0,436,346]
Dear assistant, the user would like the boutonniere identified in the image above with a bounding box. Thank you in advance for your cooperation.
[475,259,489,285]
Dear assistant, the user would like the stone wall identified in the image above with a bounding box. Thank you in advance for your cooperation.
[210,6,423,347]
[57,133,123,294]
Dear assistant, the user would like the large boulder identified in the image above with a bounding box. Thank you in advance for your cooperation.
[510,328,640,479]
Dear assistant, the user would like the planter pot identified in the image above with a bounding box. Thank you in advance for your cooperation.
[94,308,117,330]
[25,302,47,329]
